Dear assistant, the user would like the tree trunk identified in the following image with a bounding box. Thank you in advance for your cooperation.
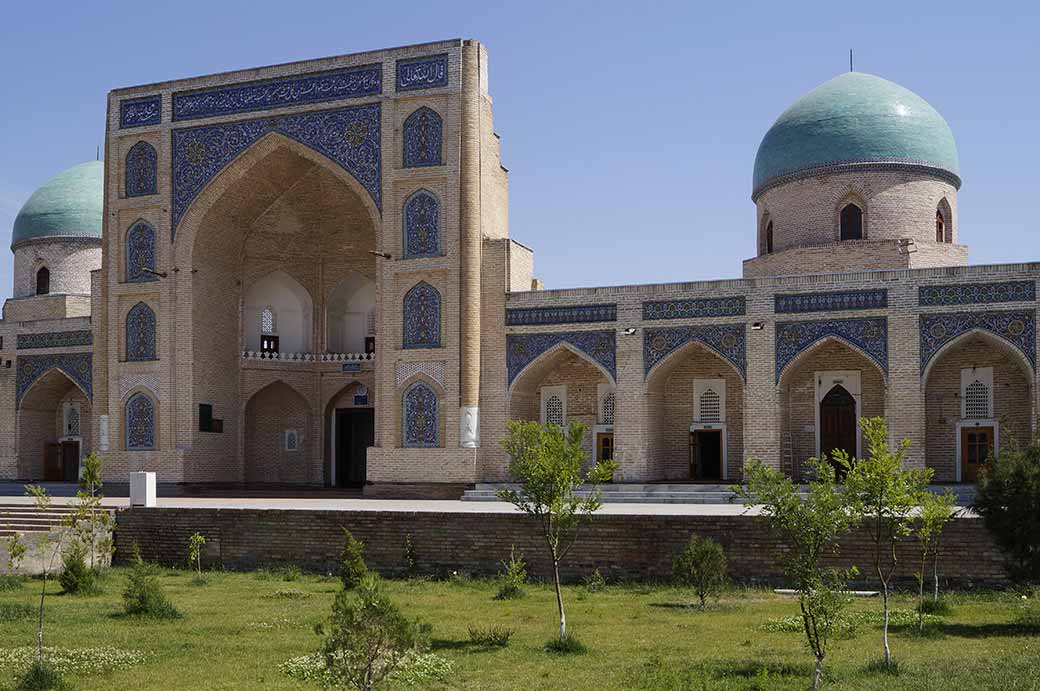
[918,551,927,631]
[812,655,824,691]
[36,575,46,663]
[553,555,566,641]
[933,550,940,602]
[881,578,891,665]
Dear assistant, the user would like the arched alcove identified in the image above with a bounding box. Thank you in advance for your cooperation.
[326,273,375,354]
[243,271,314,353]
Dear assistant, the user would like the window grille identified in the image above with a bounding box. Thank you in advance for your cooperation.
[964,380,990,419]
[545,395,564,427]
[699,388,722,423]
[601,392,616,425]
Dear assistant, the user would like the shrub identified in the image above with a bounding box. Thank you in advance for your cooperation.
[339,529,367,590]
[187,532,206,583]
[122,549,181,619]
[494,546,527,600]
[317,575,429,690]
[403,534,418,579]
[582,568,607,594]
[281,565,302,582]
[672,534,728,609]
[973,436,1040,583]
[12,660,71,691]
[544,635,587,655]
[917,598,953,617]
[6,532,27,574]
[468,625,513,648]
[59,542,98,596]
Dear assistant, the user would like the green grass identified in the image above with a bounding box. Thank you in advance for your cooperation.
[0,569,1037,689]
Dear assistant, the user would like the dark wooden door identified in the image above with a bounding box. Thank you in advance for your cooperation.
[820,385,856,476]
[689,431,722,480]
[336,409,374,487]
[60,441,79,482]
[44,444,62,481]
[596,433,614,463]
[961,427,993,483]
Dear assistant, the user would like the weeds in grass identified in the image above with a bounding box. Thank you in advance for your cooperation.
[263,588,310,600]
[0,647,145,676]
[11,660,71,691]
[0,575,24,592]
[917,598,953,616]
[582,569,606,594]
[467,626,513,648]
[0,603,36,623]
[279,650,453,688]
[863,658,902,675]
[544,635,587,655]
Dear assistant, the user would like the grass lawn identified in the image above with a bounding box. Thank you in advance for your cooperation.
[0,568,1037,690]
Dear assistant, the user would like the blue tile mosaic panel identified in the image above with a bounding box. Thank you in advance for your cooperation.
[119,96,162,129]
[403,107,443,168]
[396,54,449,91]
[17,330,92,350]
[403,190,440,258]
[776,317,888,382]
[919,310,1035,373]
[172,65,381,121]
[403,282,441,349]
[403,381,439,447]
[506,304,617,326]
[506,331,616,386]
[126,392,156,450]
[126,302,157,361]
[126,220,158,283]
[642,296,746,320]
[125,141,158,198]
[775,289,887,314]
[643,324,746,379]
[919,281,1036,306]
[16,353,92,404]
[171,103,381,235]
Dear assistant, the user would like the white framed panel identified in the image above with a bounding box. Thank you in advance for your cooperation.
[693,378,725,423]
[960,367,993,420]
[814,370,862,459]
[540,385,567,427]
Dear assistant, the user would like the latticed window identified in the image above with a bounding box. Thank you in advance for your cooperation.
[126,220,157,283]
[126,393,156,450]
[964,379,991,419]
[403,382,439,447]
[699,388,722,423]
[261,308,275,335]
[125,141,157,197]
[126,302,157,361]
[545,395,564,427]
[285,429,299,452]
[402,107,443,168]
[67,406,80,437]
[601,391,616,425]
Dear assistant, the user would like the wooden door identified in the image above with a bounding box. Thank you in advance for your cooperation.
[60,441,79,482]
[820,384,856,477]
[336,409,374,487]
[596,433,614,463]
[44,444,62,481]
[961,426,993,483]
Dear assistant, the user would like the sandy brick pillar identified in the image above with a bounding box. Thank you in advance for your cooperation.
[744,313,782,473]
[886,291,926,469]
[458,40,482,448]
[614,318,649,482]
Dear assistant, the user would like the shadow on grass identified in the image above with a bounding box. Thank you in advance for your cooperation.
[648,602,739,612]
[938,620,1040,639]
[627,655,813,688]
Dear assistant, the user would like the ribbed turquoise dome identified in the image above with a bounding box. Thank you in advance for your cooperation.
[11,161,103,248]
[753,72,959,196]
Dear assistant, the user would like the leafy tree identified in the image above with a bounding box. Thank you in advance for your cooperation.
[188,532,206,582]
[63,453,114,570]
[340,529,368,590]
[973,434,1040,583]
[914,489,957,629]
[735,457,857,691]
[317,575,429,691]
[839,417,931,666]
[497,420,617,643]
[672,534,728,609]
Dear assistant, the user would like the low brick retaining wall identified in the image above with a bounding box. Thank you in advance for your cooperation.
[112,508,1008,588]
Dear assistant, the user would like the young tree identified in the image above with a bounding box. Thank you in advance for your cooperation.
[497,420,617,643]
[735,457,858,691]
[973,434,1040,584]
[340,529,368,590]
[839,417,931,667]
[24,485,69,668]
[317,575,428,691]
[672,534,728,609]
[64,453,114,570]
[914,489,957,630]
[188,532,207,582]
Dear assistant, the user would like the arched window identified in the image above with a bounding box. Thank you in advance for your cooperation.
[403,282,441,349]
[260,307,278,354]
[403,190,440,258]
[402,107,443,168]
[765,221,774,254]
[126,392,156,450]
[839,203,863,241]
[35,267,50,296]
[126,302,157,361]
[126,220,157,283]
[403,381,439,447]
[935,210,945,243]
[125,141,158,197]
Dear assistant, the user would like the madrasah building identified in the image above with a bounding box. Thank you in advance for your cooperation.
[0,38,1034,497]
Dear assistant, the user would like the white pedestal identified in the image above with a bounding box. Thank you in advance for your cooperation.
[130,471,156,508]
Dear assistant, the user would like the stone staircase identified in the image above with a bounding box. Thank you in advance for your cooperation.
[462,483,745,504]
[0,503,96,538]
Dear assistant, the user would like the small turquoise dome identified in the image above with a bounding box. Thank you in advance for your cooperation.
[11,161,103,248]
[753,72,959,196]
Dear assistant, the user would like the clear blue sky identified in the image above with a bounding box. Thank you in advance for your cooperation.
[1,1,1037,299]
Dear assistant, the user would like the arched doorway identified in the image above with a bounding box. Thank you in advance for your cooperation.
[325,382,375,487]
[243,381,312,484]
[819,384,856,476]
[17,369,92,481]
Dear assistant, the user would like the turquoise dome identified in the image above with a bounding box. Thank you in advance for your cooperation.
[753,72,959,196]
[11,161,104,248]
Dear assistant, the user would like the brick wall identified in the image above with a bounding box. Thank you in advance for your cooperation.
[113,507,1008,588]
